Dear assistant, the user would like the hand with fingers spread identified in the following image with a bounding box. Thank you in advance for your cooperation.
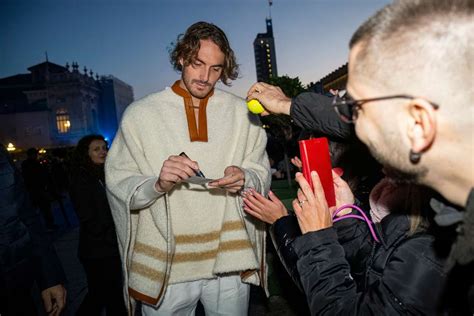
[246,82,292,116]
[292,171,333,234]
[242,189,288,224]
[155,155,202,193]
[208,166,245,193]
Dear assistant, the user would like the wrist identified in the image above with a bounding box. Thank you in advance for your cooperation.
[154,179,168,193]
[279,98,292,115]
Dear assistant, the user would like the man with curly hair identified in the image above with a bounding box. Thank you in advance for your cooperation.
[105,22,270,315]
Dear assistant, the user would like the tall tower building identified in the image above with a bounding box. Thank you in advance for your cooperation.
[253,15,278,82]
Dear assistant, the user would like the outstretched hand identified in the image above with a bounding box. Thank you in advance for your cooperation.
[242,189,288,224]
[246,82,292,116]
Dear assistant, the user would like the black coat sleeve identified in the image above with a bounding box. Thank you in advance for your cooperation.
[0,145,65,291]
[20,185,66,291]
[290,92,355,141]
[269,214,303,291]
[269,213,374,292]
[334,214,374,274]
[293,228,447,315]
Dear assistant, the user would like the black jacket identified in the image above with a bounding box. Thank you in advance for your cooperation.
[290,92,355,141]
[287,91,471,313]
[269,214,303,291]
[0,144,65,291]
[292,212,449,315]
[431,190,474,314]
[69,167,120,259]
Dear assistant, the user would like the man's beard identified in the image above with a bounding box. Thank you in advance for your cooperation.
[383,165,419,184]
[368,145,427,185]
[182,75,213,99]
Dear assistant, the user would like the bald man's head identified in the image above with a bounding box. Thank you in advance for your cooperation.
[349,0,473,131]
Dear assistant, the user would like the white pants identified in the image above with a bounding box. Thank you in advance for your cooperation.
[141,275,250,316]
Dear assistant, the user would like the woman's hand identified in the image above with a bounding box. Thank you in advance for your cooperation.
[291,156,302,171]
[332,169,355,216]
[242,189,288,224]
[293,171,333,234]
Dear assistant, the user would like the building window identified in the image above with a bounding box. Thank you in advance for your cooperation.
[56,108,71,133]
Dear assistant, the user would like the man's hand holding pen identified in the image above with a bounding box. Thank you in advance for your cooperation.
[155,153,202,193]
[155,152,245,194]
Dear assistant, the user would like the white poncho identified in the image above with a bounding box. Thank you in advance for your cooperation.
[105,86,271,312]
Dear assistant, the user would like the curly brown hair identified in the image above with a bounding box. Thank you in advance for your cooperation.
[170,21,239,86]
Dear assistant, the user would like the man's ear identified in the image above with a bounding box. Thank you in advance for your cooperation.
[407,98,437,153]
[178,58,184,68]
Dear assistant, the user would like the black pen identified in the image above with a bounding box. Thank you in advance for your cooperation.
[179,152,206,178]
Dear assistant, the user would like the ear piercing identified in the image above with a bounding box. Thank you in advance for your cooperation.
[409,150,422,164]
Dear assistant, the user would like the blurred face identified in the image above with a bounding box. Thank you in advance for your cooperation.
[88,139,107,165]
[179,39,225,101]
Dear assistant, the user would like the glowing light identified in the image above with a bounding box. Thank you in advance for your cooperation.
[64,120,71,128]
[38,148,47,154]
[6,143,16,151]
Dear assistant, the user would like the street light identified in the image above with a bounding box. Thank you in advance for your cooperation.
[6,143,16,152]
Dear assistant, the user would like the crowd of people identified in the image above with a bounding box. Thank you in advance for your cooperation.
[1,0,472,315]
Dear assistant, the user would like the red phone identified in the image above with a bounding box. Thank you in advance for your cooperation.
[298,137,336,207]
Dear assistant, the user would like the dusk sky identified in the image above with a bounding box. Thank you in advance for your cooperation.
[1,0,391,100]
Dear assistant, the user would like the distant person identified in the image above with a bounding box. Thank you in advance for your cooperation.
[21,147,56,230]
[0,143,66,316]
[70,135,126,316]
[49,148,72,227]
[105,21,270,315]
[50,148,70,194]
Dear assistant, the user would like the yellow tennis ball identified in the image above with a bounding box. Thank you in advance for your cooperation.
[247,99,265,114]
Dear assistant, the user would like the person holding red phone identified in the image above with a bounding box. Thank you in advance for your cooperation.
[244,167,451,315]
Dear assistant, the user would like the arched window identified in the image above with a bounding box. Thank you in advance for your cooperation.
[56,108,71,133]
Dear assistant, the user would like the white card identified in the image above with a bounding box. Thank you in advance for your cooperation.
[183,176,215,185]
